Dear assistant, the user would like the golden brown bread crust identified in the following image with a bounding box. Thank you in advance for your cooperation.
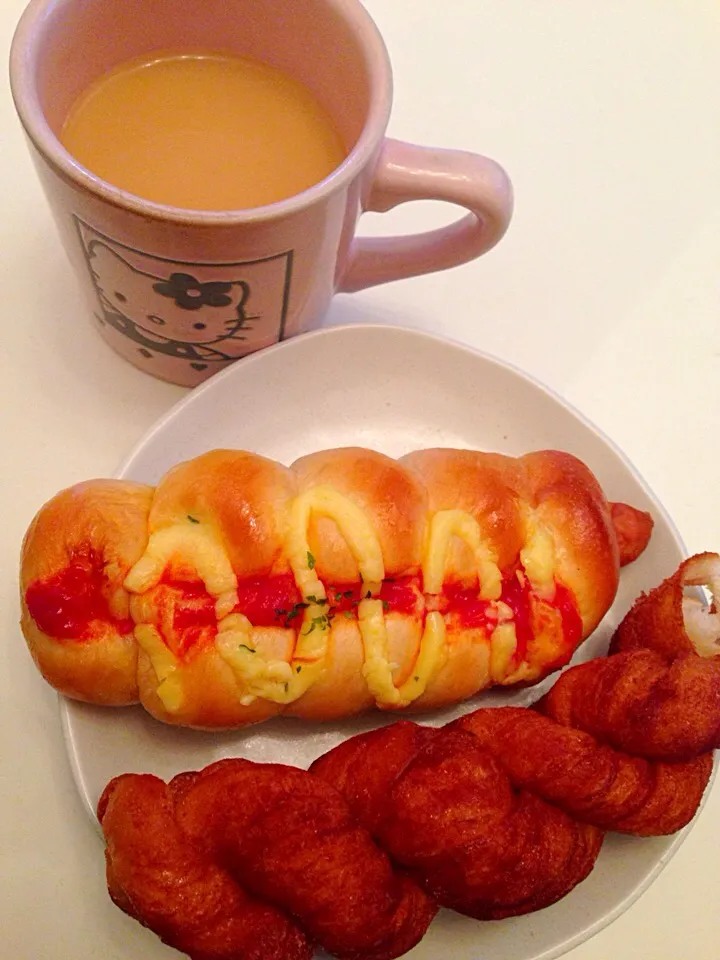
[518,451,620,633]
[135,634,283,729]
[294,448,428,581]
[400,448,525,571]
[610,502,655,566]
[149,449,296,579]
[20,480,152,704]
[401,449,619,634]
[19,446,646,728]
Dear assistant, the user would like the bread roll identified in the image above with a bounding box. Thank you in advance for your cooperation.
[19,446,653,729]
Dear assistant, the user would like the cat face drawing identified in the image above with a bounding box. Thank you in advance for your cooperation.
[87,241,256,362]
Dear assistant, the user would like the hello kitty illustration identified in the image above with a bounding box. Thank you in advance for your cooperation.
[87,241,256,362]
[74,218,293,376]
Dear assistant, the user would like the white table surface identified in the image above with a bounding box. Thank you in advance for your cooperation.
[2,1,719,957]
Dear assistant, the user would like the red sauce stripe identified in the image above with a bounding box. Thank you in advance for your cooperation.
[442,584,495,630]
[544,582,583,669]
[26,566,582,670]
[164,580,219,656]
[327,577,421,619]
[234,573,302,628]
[499,574,533,664]
[24,557,132,641]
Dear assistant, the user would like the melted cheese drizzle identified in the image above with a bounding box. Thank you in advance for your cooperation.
[124,492,551,713]
[287,485,385,590]
[134,624,184,713]
[215,614,305,706]
[125,520,239,712]
[361,606,447,708]
[218,486,387,705]
[519,505,556,601]
[423,509,502,600]
[124,524,239,614]
[489,622,518,683]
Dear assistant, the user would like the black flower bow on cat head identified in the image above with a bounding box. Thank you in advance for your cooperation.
[153,273,233,311]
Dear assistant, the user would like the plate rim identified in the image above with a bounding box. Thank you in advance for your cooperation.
[112,324,689,552]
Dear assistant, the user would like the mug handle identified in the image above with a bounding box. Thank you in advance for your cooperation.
[339,138,514,293]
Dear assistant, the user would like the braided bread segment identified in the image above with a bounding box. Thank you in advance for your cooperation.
[21,480,152,704]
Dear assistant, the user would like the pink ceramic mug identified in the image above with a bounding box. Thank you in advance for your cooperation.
[10,0,513,388]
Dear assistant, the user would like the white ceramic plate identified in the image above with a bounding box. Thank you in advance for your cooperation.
[62,324,700,960]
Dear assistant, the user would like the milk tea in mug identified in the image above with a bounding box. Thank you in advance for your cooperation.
[60,52,348,210]
[11,0,512,386]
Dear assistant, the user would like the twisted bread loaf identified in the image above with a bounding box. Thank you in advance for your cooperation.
[21,446,653,728]
[98,556,718,959]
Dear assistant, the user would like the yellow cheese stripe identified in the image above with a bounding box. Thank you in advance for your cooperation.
[488,622,518,683]
[358,598,398,704]
[134,624,184,713]
[519,505,556,601]
[286,485,385,594]
[423,509,502,600]
[124,521,238,615]
[215,609,330,706]
[396,612,447,701]
[213,613,319,705]
[360,602,447,708]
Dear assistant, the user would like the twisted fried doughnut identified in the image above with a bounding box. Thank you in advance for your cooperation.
[99,558,719,957]
[99,762,436,960]
[310,721,604,921]
[534,554,720,763]
[452,707,712,835]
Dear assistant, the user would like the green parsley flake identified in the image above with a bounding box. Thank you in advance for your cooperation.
[276,602,309,628]
[307,551,315,570]
[303,614,330,636]
[306,595,327,606]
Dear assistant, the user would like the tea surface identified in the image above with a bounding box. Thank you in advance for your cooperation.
[61,52,347,210]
